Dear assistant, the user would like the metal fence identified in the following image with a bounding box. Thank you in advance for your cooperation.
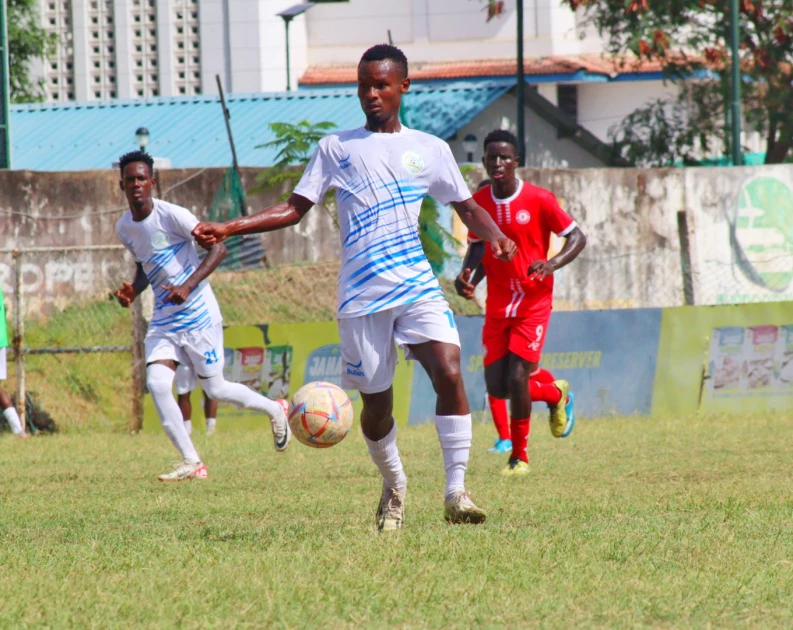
[0,245,145,433]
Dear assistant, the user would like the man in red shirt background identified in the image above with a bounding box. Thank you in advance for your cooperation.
[455,129,587,475]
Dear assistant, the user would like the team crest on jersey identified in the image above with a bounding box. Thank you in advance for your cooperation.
[516,210,531,224]
[401,151,425,176]
[150,230,170,250]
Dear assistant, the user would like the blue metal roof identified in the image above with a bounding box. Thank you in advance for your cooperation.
[9,80,512,171]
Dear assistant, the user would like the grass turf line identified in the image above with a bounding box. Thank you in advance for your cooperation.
[0,414,791,628]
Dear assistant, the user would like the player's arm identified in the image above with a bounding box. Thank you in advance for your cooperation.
[454,241,486,300]
[162,242,227,305]
[192,194,314,248]
[113,263,149,308]
[528,226,587,281]
[451,198,516,261]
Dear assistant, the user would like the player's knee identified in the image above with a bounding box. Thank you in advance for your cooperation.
[508,371,530,398]
[431,361,464,396]
[146,367,174,397]
[199,374,228,401]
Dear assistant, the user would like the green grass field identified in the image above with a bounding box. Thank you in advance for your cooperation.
[1,413,791,628]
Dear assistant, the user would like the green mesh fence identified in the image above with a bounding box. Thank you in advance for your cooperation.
[208,167,267,270]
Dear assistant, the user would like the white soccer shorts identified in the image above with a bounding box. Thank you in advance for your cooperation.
[174,363,197,395]
[145,322,225,379]
[337,298,460,394]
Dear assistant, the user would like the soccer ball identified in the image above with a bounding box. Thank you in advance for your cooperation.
[288,381,354,448]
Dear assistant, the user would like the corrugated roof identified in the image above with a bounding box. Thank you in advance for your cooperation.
[10,81,512,171]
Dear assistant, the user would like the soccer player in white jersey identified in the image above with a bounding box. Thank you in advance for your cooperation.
[193,45,517,528]
[113,151,291,481]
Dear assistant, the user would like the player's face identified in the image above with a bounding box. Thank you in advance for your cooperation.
[357,60,410,124]
[483,142,518,182]
[120,161,155,209]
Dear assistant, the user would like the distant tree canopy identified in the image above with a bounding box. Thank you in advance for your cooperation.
[8,0,58,103]
[563,0,793,165]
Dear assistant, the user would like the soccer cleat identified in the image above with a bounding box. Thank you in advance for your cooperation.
[501,458,530,476]
[272,400,291,452]
[157,459,208,482]
[443,491,487,525]
[375,485,406,532]
[549,380,574,438]
[488,438,513,454]
[560,392,575,438]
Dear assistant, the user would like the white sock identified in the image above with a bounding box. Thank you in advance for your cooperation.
[201,374,282,419]
[147,364,200,462]
[184,420,193,436]
[364,421,407,490]
[206,417,216,433]
[3,407,23,435]
[435,414,472,499]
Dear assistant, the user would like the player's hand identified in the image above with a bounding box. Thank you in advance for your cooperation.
[528,260,556,281]
[192,222,229,249]
[162,284,192,305]
[113,281,136,308]
[491,236,517,261]
[454,268,476,300]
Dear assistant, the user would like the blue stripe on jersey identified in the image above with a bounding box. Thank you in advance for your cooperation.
[152,306,211,330]
[343,244,426,286]
[347,252,429,290]
[358,270,436,314]
[169,311,213,333]
[338,174,377,203]
[348,226,421,262]
[151,294,206,326]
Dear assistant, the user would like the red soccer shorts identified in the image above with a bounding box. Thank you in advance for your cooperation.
[482,309,551,366]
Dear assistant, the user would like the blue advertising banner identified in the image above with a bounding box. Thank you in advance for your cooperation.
[408,309,663,424]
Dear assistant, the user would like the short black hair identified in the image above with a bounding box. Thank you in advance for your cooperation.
[119,150,154,177]
[360,44,409,79]
[483,129,519,153]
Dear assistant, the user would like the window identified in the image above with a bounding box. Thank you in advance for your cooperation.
[557,85,578,122]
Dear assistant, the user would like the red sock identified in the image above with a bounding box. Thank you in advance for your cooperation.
[488,395,510,440]
[510,417,531,462]
[531,368,555,384]
[529,381,562,406]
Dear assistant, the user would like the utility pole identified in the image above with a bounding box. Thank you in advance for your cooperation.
[516,0,526,166]
[729,0,742,166]
[0,0,11,169]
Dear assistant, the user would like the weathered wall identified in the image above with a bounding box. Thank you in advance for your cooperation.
[2,163,792,314]
[0,166,340,312]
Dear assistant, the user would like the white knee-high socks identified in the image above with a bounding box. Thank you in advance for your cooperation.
[147,364,200,463]
[435,414,472,499]
[200,374,282,419]
[364,421,407,490]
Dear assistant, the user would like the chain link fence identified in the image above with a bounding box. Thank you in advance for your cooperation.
[0,246,143,434]
[4,237,792,432]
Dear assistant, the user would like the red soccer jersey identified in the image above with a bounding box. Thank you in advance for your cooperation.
[468,180,575,318]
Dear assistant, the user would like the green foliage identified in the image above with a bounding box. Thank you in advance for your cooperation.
[419,196,460,274]
[250,120,338,197]
[565,0,793,165]
[8,0,58,103]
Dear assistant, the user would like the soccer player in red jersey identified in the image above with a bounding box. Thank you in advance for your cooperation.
[455,130,587,475]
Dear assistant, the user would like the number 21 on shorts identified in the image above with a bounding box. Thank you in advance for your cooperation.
[204,349,219,365]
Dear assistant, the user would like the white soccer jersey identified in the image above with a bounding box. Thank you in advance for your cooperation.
[116,199,222,333]
[294,126,472,319]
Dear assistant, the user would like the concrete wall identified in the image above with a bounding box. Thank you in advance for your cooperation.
[0,167,339,313]
[3,163,792,315]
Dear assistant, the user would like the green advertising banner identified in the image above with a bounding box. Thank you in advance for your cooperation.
[652,302,793,416]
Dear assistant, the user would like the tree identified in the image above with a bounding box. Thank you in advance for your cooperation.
[8,0,58,103]
[564,0,793,165]
[253,120,459,272]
